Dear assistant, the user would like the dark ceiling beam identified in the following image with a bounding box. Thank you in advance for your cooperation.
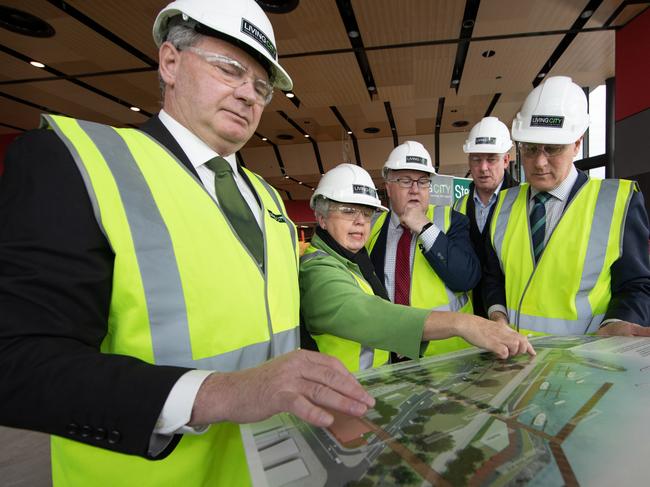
[254,131,287,176]
[484,93,502,117]
[277,110,325,175]
[532,0,605,87]
[46,0,157,67]
[335,0,378,100]
[329,106,362,167]
[0,122,26,132]
[279,26,617,60]
[0,91,64,115]
[0,67,155,86]
[450,0,481,92]
[434,97,445,172]
[384,101,399,147]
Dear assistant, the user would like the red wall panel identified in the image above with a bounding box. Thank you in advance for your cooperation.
[616,8,650,121]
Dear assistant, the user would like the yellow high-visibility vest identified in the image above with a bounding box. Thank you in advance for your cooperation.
[368,205,473,356]
[44,115,300,487]
[489,178,636,336]
[301,247,390,371]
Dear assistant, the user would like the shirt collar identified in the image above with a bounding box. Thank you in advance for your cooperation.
[473,179,503,207]
[530,165,578,203]
[158,110,237,171]
[389,209,403,230]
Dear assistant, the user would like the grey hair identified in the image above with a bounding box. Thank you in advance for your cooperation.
[312,195,332,219]
[158,17,203,99]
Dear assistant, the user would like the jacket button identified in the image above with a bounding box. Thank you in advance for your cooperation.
[66,423,79,435]
[108,430,121,445]
[81,425,92,438]
[94,427,106,441]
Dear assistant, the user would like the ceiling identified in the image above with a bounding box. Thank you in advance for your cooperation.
[1,0,647,199]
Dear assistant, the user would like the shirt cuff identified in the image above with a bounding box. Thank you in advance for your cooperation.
[418,224,441,252]
[487,305,508,321]
[599,318,622,328]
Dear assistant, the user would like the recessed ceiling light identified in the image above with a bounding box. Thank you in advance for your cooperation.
[581,10,594,19]
[367,86,376,92]
[0,7,55,37]
[452,120,469,128]
[538,73,546,78]
[481,50,496,58]
[347,130,352,135]
[451,79,460,85]
[462,19,475,29]
[285,92,295,98]
[277,134,294,140]
[451,109,458,113]
[130,106,141,112]
[348,30,359,38]
[29,60,45,68]
[255,0,300,14]
[363,127,380,134]
[496,75,502,80]
[261,137,268,141]
[284,175,290,179]
[298,181,303,184]
[304,134,310,138]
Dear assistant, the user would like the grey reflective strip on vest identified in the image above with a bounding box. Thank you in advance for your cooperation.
[432,205,469,312]
[252,173,297,253]
[359,347,375,371]
[574,180,620,325]
[57,118,293,368]
[509,310,605,335]
[511,180,622,335]
[493,186,522,263]
[300,249,329,264]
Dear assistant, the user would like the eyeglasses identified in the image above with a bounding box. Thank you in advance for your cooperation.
[518,142,569,158]
[187,47,274,106]
[331,204,377,221]
[386,176,432,189]
[469,155,502,165]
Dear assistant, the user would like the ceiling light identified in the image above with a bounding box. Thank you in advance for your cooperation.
[285,92,295,98]
[363,127,380,134]
[451,79,459,85]
[256,0,300,14]
[496,75,502,80]
[277,134,294,140]
[348,30,359,38]
[581,10,594,19]
[367,86,376,91]
[304,134,310,138]
[29,60,45,68]
[130,106,141,112]
[452,120,469,128]
[462,19,475,29]
[481,50,496,58]
[284,175,289,179]
[451,109,458,113]
[0,7,55,37]
[298,181,303,185]
[261,137,268,141]
[347,130,352,135]
[537,72,546,78]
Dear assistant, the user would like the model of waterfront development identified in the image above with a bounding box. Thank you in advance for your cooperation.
[242,336,650,487]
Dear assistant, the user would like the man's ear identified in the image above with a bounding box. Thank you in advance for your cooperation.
[316,213,327,230]
[159,42,180,88]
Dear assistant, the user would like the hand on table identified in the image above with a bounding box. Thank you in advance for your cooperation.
[596,321,650,337]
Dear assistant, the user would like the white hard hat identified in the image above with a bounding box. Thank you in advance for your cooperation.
[311,163,388,211]
[463,117,513,154]
[382,141,436,177]
[153,0,293,90]
[512,76,589,144]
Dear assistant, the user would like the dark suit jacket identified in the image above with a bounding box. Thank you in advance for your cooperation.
[0,116,217,459]
[369,208,480,294]
[464,170,518,317]
[482,170,650,325]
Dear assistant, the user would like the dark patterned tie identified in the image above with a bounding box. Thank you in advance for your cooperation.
[530,192,551,263]
[206,157,264,266]
[394,225,412,305]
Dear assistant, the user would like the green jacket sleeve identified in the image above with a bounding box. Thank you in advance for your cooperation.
[299,253,429,359]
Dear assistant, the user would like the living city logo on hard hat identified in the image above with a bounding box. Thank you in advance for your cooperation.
[530,115,565,128]
[352,184,378,197]
[475,137,497,145]
[241,19,277,59]
[405,156,427,165]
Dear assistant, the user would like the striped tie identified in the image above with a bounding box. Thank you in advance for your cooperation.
[530,191,551,262]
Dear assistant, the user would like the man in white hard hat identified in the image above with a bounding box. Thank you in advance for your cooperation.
[367,141,483,357]
[454,117,519,317]
[0,1,374,485]
[484,76,650,337]
[300,164,534,372]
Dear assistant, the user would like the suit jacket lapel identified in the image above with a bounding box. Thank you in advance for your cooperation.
[139,116,199,179]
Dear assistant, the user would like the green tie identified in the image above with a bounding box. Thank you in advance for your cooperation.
[206,157,264,266]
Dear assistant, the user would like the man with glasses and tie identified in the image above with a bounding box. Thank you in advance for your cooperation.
[367,141,484,357]
[0,0,374,485]
[484,76,650,338]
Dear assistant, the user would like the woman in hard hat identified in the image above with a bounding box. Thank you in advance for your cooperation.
[299,164,535,372]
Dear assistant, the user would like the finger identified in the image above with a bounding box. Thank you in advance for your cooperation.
[301,359,375,407]
[299,379,370,418]
[492,344,509,360]
[632,325,650,337]
[280,392,334,427]
[526,340,537,356]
